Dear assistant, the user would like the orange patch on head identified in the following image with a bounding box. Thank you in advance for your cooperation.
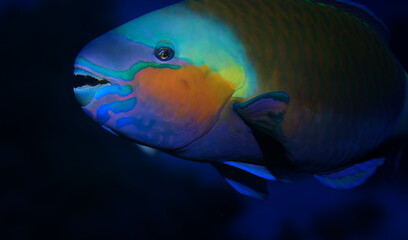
[134,65,236,126]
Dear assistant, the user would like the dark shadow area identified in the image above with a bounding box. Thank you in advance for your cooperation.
[1,0,408,240]
[390,18,408,70]
[0,0,240,239]
[312,200,385,240]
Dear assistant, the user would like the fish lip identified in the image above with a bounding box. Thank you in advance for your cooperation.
[73,64,122,85]
[73,67,113,88]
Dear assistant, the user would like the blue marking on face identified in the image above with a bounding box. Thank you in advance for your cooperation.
[116,117,156,131]
[96,98,138,124]
[95,85,133,100]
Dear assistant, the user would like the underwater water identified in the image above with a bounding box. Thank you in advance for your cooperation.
[1,0,408,239]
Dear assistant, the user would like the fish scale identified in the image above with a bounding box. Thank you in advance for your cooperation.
[185,0,406,168]
[73,0,408,198]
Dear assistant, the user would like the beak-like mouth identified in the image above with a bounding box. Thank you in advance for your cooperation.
[73,68,112,106]
[73,74,111,88]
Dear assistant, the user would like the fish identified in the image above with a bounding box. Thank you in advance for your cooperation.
[73,0,408,199]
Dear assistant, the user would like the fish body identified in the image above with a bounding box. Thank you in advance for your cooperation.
[73,0,408,199]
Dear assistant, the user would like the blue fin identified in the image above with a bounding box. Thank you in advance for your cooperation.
[213,163,269,200]
[224,161,277,180]
[224,178,267,200]
[233,91,289,138]
[314,158,385,189]
[101,125,119,136]
[314,0,390,43]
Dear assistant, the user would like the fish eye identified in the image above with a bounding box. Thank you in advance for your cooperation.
[154,40,175,62]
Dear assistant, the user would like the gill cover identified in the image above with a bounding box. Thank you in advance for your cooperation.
[106,65,236,149]
[73,3,257,149]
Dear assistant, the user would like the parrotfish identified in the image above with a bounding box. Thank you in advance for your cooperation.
[73,0,408,199]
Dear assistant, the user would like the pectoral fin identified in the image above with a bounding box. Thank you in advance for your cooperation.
[213,163,270,200]
[314,158,385,189]
[233,91,289,138]
[223,161,277,180]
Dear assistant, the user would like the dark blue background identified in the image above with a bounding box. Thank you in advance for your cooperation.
[1,0,407,239]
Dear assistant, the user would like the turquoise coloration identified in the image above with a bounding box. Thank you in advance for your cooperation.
[110,4,258,98]
[95,85,133,99]
[116,117,156,131]
[75,56,181,81]
[72,0,408,199]
[96,98,138,124]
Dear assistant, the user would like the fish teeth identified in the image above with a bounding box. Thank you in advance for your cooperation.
[73,74,111,89]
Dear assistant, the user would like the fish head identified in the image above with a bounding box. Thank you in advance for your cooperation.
[73,3,257,150]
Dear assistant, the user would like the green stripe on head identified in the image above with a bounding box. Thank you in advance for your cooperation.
[110,2,258,98]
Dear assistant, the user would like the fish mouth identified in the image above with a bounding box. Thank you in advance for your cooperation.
[73,68,112,106]
[73,74,111,88]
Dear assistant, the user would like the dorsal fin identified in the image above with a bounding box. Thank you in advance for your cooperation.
[313,0,390,43]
